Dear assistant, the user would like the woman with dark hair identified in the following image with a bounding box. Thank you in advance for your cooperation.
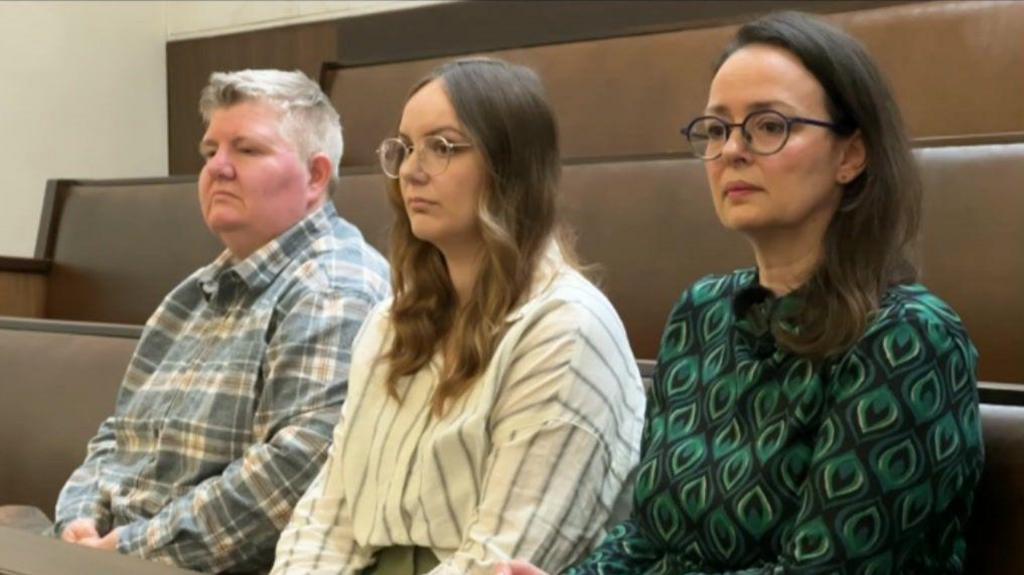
[270,57,645,575]
[504,11,983,575]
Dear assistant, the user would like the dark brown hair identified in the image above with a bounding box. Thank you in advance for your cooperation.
[383,57,574,414]
[716,11,922,360]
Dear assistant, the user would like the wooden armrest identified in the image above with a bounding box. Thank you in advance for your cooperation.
[0,257,50,317]
[0,256,51,274]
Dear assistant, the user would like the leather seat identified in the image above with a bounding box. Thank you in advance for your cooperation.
[0,318,139,514]
[967,403,1024,574]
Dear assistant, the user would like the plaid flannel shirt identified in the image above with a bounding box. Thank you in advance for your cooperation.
[54,202,390,572]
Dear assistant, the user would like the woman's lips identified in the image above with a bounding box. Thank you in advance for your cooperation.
[723,182,764,200]
[406,197,438,212]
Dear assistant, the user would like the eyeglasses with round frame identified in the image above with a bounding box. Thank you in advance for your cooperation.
[681,110,849,160]
[377,135,474,179]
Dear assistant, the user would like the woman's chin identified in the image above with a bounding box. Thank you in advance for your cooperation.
[720,214,768,234]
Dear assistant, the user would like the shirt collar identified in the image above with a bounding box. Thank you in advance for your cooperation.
[198,202,337,297]
[731,267,804,335]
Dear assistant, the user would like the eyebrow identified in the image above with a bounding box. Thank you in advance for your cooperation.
[198,139,215,155]
[198,135,265,153]
[705,100,796,116]
[397,125,468,140]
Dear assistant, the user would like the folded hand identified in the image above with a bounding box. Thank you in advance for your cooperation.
[496,560,550,575]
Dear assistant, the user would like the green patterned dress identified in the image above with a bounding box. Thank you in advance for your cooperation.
[569,269,984,574]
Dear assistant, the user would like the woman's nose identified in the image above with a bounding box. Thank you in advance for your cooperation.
[720,126,752,160]
[399,148,427,185]
[205,149,236,179]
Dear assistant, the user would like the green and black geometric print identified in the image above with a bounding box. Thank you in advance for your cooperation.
[569,269,983,575]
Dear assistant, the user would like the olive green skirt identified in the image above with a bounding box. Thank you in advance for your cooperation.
[362,546,440,575]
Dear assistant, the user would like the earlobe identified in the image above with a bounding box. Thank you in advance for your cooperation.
[307,154,333,199]
[838,130,867,184]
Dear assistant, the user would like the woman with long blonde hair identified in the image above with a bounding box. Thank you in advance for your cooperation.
[272,57,646,575]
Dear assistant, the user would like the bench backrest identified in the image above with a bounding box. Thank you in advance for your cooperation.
[2,321,1018,575]
[968,403,1024,573]
[0,318,140,514]
[33,138,1024,383]
[35,177,222,325]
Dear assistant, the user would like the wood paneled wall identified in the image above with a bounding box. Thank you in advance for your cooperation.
[0,258,48,318]
[166,0,908,174]
[325,1,1024,168]
[160,0,1024,382]
[166,20,337,175]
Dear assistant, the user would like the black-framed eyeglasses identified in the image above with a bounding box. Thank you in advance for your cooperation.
[681,110,849,160]
[377,135,474,179]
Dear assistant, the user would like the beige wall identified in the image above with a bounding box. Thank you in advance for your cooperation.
[165,0,451,40]
[0,0,439,258]
[0,1,168,257]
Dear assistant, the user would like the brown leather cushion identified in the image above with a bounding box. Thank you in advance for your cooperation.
[560,158,748,358]
[916,143,1024,383]
[333,170,393,253]
[334,159,749,360]
[967,404,1024,574]
[0,320,139,515]
[330,160,747,361]
[42,179,222,325]
[40,176,391,326]
[38,140,1024,383]
[338,143,1024,383]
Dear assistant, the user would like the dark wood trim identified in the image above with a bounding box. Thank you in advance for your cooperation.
[979,382,1024,407]
[637,359,657,381]
[0,316,143,339]
[331,0,912,67]
[318,60,335,93]
[34,179,60,260]
[911,132,1024,148]
[0,256,51,274]
[338,133,1024,174]
[568,132,1024,166]
[46,175,198,187]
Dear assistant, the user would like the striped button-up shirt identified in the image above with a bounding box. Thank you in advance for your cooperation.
[272,247,647,575]
[54,202,390,572]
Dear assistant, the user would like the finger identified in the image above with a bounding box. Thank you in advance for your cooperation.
[64,520,98,541]
[76,537,102,548]
[509,561,547,575]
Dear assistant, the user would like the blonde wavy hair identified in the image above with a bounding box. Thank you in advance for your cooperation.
[382,58,575,415]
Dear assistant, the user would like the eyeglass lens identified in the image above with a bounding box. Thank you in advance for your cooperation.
[379,136,455,178]
[687,111,790,158]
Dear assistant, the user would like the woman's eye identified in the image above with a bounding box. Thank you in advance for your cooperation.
[757,120,786,134]
[426,139,451,156]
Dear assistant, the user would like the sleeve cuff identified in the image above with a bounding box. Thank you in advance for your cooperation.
[116,518,149,556]
[53,503,112,538]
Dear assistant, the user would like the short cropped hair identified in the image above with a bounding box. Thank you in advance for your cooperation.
[199,69,343,193]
